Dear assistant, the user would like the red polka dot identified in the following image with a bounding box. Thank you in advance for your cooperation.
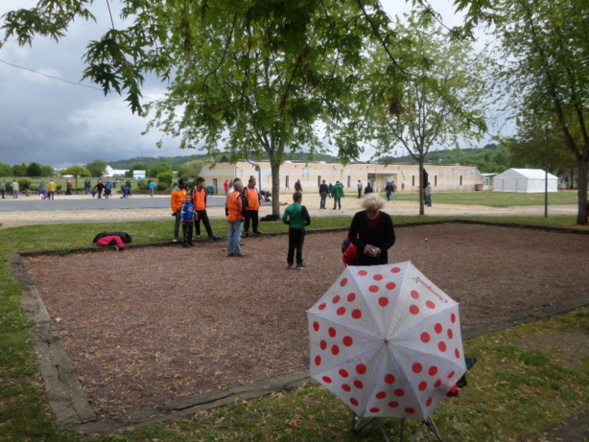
[343,336,353,346]
[386,282,397,290]
[434,379,442,387]
[314,355,321,366]
[322,376,332,383]
[318,303,327,311]
[328,327,337,337]
[434,323,443,334]
[352,309,362,319]
[378,297,389,307]
[370,407,380,413]
[376,391,387,399]
[313,322,320,331]
[393,388,405,397]
[358,270,368,276]
[369,285,379,293]
[336,306,346,316]
[428,366,439,376]
[332,295,341,304]
[447,329,454,339]
[391,267,401,273]
[448,371,456,378]
[356,364,367,375]
[373,274,383,281]
[388,401,399,408]
[455,348,461,359]
[350,398,359,406]
[412,362,423,373]
[411,290,420,299]
[353,380,364,389]
[420,332,431,343]
[384,374,395,384]
[450,313,457,323]
[347,292,356,302]
[426,300,436,309]
[409,305,420,315]
[426,397,433,406]
[340,278,349,287]
[418,381,428,391]
[331,345,340,355]
[405,407,415,414]
[438,341,447,352]
[342,384,351,392]
[319,340,327,350]
[339,369,349,378]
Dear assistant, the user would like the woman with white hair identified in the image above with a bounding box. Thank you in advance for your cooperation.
[347,193,396,266]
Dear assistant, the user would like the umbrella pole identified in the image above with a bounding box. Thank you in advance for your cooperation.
[409,417,444,442]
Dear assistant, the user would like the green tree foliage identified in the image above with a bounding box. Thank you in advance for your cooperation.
[40,164,55,176]
[157,171,173,187]
[61,165,91,187]
[490,0,589,224]
[364,12,487,214]
[0,162,12,177]
[12,163,27,177]
[177,160,203,181]
[147,161,172,178]
[26,162,43,177]
[84,160,107,177]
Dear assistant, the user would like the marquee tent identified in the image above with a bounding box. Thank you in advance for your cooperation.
[493,168,558,193]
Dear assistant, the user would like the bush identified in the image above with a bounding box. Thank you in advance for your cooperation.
[156,182,169,192]
[157,171,174,187]
[136,179,148,191]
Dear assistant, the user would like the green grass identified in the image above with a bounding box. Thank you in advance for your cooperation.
[391,190,579,206]
[0,214,588,441]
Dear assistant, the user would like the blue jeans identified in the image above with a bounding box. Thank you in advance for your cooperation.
[227,220,243,255]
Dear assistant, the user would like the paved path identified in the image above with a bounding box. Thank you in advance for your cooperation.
[0,192,579,229]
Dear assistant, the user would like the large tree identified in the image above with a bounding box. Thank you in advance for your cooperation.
[364,12,487,214]
[490,0,589,224]
[85,159,108,177]
[1,1,492,213]
[61,165,91,187]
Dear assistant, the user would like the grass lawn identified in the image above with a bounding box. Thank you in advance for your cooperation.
[392,190,578,206]
[1,215,588,441]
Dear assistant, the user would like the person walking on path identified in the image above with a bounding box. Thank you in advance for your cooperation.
[148,179,156,197]
[181,192,197,247]
[357,180,363,198]
[282,191,311,270]
[348,194,396,266]
[319,179,328,209]
[332,180,344,210]
[424,182,432,207]
[223,179,231,196]
[225,179,246,256]
[243,176,262,236]
[84,179,92,195]
[93,180,106,199]
[191,177,219,239]
[47,179,57,200]
[294,179,303,192]
[66,180,73,195]
[170,180,188,242]
[0,180,6,199]
[11,180,19,199]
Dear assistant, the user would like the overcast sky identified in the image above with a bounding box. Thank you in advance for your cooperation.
[0,0,482,169]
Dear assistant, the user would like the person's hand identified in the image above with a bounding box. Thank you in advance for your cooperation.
[364,245,380,257]
[172,211,177,217]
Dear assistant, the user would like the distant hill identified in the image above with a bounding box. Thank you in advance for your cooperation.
[377,144,511,173]
[108,152,340,169]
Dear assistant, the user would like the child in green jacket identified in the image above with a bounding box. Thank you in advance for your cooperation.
[282,191,311,270]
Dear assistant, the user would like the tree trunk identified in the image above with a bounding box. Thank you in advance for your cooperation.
[418,160,425,216]
[575,156,588,225]
[271,161,281,217]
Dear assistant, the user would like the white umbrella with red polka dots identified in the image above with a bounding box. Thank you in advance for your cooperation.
[307,261,467,421]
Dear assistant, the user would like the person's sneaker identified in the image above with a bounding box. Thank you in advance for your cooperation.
[287,264,294,269]
[172,238,178,242]
[297,265,305,270]
[254,231,263,235]
[209,235,220,239]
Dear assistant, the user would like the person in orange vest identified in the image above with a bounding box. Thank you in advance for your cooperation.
[191,177,219,239]
[170,179,188,242]
[225,179,246,256]
[243,176,262,236]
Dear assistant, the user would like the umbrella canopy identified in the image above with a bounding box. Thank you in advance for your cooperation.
[308,261,467,421]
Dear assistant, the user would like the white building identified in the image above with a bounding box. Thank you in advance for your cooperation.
[104,165,129,177]
[492,168,558,193]
[197,160,483,195]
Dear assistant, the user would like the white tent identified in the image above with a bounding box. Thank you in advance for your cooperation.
[493,168,558,193]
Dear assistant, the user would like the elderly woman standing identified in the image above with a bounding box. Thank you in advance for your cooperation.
[348,194,396,266]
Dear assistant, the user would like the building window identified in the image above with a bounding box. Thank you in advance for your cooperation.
[459,176,463,186]
[434,176,437,186]
[285,176,290,188]
[347,176,351,188]
[412,175,415,187]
